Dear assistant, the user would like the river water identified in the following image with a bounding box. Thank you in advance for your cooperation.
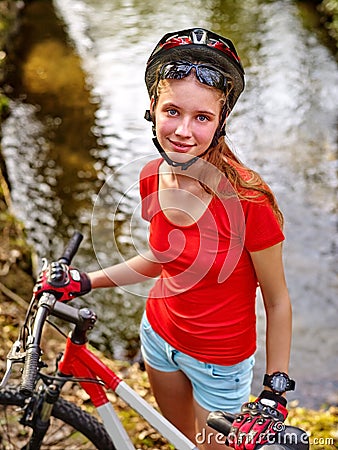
[1,0,337,408]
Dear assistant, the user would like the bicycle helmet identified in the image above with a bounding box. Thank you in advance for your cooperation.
[145,27,245,114]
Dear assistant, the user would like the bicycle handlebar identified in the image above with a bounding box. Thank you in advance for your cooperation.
[58,231,83,265]
[20,231,84,395]
[207,411,309,450]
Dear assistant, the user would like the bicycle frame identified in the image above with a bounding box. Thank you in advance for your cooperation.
[46,302,198,450]
[0,285,198,449]
[57,334,198,450]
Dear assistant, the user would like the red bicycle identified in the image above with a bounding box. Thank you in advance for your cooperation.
[0,232,309,449]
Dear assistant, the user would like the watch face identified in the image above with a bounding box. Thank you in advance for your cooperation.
[272,375,287,392]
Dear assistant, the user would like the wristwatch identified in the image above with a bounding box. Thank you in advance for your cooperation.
[263,372,296,395]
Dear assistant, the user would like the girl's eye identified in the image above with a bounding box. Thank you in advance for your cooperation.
[167,109,178,116]
[197,114,209,122]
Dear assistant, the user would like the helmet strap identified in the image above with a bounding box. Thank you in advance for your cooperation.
[210,104,228,147]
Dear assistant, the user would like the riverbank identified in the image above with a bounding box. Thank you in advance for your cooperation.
[0,2,35,305]
[0,1,337,448]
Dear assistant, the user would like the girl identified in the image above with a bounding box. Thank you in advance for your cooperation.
[36,28,295,450]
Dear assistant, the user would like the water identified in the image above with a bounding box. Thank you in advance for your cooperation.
[1,0,337,407]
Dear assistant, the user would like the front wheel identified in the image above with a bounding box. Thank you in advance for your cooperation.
[0,386,116,450]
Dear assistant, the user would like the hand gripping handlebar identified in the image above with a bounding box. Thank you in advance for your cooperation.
[207,411,309,450]
[20,232,83,396]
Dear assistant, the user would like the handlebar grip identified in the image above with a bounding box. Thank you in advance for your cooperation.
[20,345,40,396]
[58,231,83,265]
[207,410,235,436]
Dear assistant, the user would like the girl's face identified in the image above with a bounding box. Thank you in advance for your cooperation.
[151,75,223,163]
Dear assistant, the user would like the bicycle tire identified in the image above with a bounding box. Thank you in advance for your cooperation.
[0,386,116,450]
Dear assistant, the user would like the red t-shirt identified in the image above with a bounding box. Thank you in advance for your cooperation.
[140,159,284,365]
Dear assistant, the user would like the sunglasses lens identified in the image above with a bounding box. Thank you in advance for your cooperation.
[160,62,227,90]
[197,67,225,90]
[161,62,192,79]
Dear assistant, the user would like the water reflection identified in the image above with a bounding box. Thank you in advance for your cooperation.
[2,103,61,254]
[1,0,337,406]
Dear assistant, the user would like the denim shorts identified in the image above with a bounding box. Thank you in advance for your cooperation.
[139,312,255,413]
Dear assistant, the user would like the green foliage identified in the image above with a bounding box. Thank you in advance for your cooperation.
[319,0,338,45]
[0,92,9,118]
[288,404,338,449]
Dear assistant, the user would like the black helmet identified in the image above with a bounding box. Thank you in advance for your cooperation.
[145,27,245,114]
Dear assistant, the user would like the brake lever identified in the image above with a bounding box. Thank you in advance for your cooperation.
[41,258,49,271]
[0,339,26,388]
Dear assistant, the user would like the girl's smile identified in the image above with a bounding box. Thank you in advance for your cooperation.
[167,138,194,153]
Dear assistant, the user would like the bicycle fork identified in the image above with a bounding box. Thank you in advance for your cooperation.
[19,380,65,450]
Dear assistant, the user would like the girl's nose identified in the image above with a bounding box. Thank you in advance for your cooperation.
[175,118,192,137]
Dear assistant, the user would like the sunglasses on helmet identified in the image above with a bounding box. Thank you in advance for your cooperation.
[159,61,230,91]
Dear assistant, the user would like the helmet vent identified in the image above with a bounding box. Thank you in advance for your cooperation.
[192,28,207,44]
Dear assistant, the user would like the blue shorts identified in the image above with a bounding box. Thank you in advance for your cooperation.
[139,312,255,413]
